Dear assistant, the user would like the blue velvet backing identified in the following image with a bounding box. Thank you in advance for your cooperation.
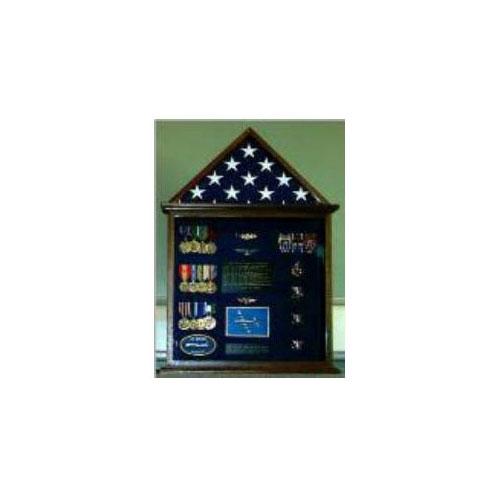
[173,217,326,362]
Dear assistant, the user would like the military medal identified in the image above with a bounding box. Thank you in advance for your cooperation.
[205,317,216,330]
[178,302,191,330]
[304,233,317,254]
[191,241,201,253]
[278,233,292,253]
[196,265,204,293]
[178,302,217,331]
[198,302,207,329]
[188,302,197,329]
[187,264,197,293]
[206,265,217,294]
[179,264,190,292]
[179,226,190,254]
[297,233,305,253]
[279,232,315,254]
[204,303,216,330]
[184,226,195,253]
[204,264,212,293]
[184,302,194,329]
[207,227,217,254]
[284,234,291,253]
[197,225,207,254]
[192,264,202,293]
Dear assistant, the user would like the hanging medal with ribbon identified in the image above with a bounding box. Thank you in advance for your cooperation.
[298,233,305,254]
[198,225,209,254]
[178,302,191,330]
[278,233,292,253]
[179,264,190,292]
[179,226,190,254]
[204,302,216,330]
[207,265,217,294]
[201,264,211,293]
[190,226,201,254]
[206,227,217,254]
[188,302,195,330]
[193,302,204,330]
[195,264,205,293]
[185,226,194,253]
[188,264,197,293]
[305,233,317,254]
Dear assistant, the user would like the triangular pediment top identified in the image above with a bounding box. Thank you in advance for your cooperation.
[169,127,331,206]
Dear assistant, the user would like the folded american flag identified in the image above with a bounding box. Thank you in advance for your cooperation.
[175,129,323,206]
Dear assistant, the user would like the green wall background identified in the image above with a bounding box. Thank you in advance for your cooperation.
[155,120,345,301]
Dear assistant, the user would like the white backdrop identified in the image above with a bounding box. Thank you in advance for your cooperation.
[1,1,499,499]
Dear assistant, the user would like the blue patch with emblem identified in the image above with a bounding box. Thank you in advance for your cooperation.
[225,307,270,338]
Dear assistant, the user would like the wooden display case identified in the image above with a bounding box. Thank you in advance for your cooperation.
[159,128,340,376]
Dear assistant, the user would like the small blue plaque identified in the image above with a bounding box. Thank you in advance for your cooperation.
[180,334,217,357]
[225,307,270,338]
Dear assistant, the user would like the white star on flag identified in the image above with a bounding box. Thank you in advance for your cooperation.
[276,172,292,186]
[241,143,257,158]
[241,171,258,186]
[224,184,240,200]
[207,170,223,185]
[258,186,274,200]
[293,186,309,201]
[190,185,205,200]
[258,158,274,172]
[224,157,240,171]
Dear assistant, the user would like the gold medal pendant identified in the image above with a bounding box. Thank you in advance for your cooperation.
[196,318,206,330]
[206,281,217,294]
[191,240,201,254]
[188,281,197,293]
[178,318,190,330]
[179,282,188,292]
[205,316,216,330]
